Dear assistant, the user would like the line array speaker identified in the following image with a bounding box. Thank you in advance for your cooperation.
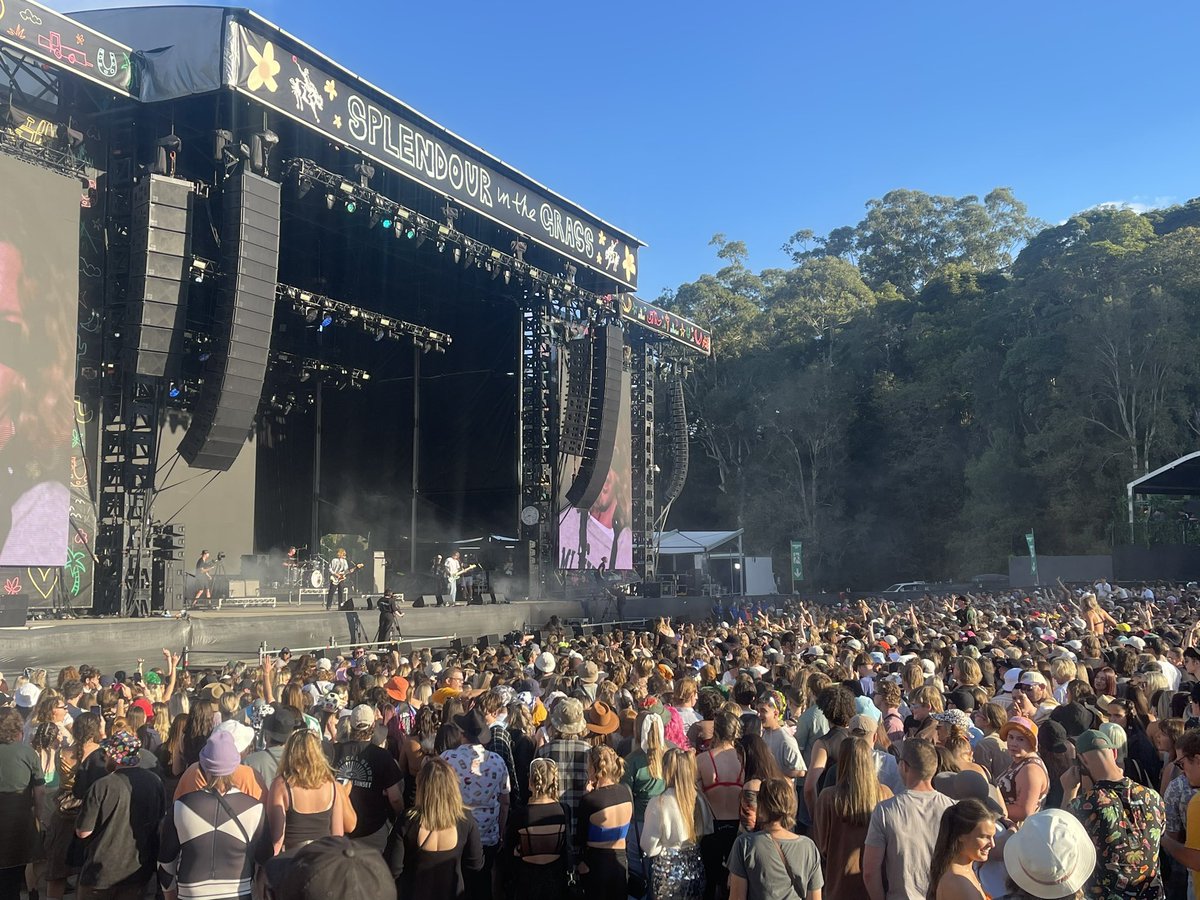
[179,171,280,471]
[564,324,624,509]
[128,175,192,377]
[560,338,592,456]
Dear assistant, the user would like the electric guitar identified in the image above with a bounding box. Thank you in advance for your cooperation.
[330,563,364,585]
[447,563,480,580]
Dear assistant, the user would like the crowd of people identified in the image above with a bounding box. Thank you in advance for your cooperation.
[0,580,1198,900]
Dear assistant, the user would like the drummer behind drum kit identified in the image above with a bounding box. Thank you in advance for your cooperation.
[283,553,331,589]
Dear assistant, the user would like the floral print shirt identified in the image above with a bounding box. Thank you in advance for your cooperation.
[1071,777,1165,898]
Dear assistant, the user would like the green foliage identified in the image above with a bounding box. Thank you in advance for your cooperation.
[665,193,1200,588]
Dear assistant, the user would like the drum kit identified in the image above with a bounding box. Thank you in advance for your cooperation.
[284,552,329,588]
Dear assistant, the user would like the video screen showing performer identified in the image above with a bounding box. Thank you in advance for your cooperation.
[0,156,80,566]
[557,368,633,571]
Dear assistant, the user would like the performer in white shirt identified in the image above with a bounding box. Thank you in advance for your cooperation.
[326,548,350,610]
[442,551,462,606]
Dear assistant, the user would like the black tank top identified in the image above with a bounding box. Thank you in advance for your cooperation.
[283,781,335,851]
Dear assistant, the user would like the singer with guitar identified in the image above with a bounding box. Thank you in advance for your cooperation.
[440,551,481,606]
[325,548,363,610]
[192,550,215,605]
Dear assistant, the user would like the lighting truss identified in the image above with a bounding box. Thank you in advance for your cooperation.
[277,283,452,351]
[282,157,609,311]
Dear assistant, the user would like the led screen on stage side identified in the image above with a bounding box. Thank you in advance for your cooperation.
[557,366,633,572]
[0,156,80,566]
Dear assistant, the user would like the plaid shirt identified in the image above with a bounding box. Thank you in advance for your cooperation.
[535,737,590,838]
[485,723,517,804]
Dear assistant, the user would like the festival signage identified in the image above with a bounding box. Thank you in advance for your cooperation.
[0,0,133,96]
[227,20,642,290]
[618,294,713,356]
[790,541,803,589]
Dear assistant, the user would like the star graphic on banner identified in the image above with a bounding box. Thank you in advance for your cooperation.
[324,79,337,100]
[622,247,637,283]
[246,41,281,93]
[332,114,342,129]
[596,252,603,264]
[598,231,606,246]
[75,33,85,45]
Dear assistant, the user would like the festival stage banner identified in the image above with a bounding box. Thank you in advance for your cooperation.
[618,294,713,356]
[0,0,133,95]
[226,20,641,291]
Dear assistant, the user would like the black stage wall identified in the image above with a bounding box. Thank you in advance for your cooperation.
[255,180,520,558]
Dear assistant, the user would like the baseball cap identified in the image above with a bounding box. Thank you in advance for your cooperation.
[1075,729,1115,756]
[264,836,396,900]
[349,704,375,729]
[847,714,876,736]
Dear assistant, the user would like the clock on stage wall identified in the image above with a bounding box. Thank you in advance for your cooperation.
[521,506,541,526]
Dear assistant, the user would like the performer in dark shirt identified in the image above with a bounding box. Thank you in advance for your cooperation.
[376,591,403,643]
[193,551,214,604]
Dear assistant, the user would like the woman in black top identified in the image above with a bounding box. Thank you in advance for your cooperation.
[507,703,537,805]
[575,746,633,900]
[505,758,569,899]
[388,757,483,900]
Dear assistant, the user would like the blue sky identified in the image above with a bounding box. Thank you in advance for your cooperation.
[63,1,1200,299]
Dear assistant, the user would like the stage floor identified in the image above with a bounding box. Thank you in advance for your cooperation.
[2,599,582,673]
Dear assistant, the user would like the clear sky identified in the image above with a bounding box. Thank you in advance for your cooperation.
[64,0,1200,299]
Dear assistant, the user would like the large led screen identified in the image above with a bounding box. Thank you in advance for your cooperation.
[0,156,79,566]
[557,357,633,571]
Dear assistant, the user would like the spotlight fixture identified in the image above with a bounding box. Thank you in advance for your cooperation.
[380,214,393,229]
[374,329,385,342]
[297,177,313,199]
[344,200,357,213]
[325,193,335,210]
[503,269,511,285]
[168,383,181,399]
[320,314,334,329]
[511,238,527,262]
[453,247,461,265]
[436,240,445,253]
[305,307,320,324]
[198,351,211,362]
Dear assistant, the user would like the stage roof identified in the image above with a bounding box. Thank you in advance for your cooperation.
[1128,451,1200,498]
[655,530,744,556]
[71,4,645,292]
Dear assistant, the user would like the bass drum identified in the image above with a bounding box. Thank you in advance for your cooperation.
[309,570,324,589]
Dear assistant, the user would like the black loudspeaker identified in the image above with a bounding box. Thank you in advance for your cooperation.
[560,338,592,456]
[180,172,280,470]
[564,325,624,508]
[128,175,192,377]
[0,595,28,627]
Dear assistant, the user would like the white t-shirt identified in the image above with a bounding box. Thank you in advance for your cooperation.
[865,788,956,900]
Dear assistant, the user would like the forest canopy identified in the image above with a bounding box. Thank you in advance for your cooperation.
[662,189,1200,588]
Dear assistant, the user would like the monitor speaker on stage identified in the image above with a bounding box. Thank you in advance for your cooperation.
[564,325,624,509]
[0,595,29,628]
[128,175,193,378]
[180,171,280,471]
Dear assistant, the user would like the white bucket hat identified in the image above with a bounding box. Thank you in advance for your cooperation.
[1005,808,1096,898]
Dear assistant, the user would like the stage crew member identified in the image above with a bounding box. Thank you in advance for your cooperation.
[376,590,403,643]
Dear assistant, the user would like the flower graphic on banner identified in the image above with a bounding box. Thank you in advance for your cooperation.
[332,114,342,130]
[3,578,19,595]
[324,79,337,100]
[247,41,280,93]
[622,247,637,283]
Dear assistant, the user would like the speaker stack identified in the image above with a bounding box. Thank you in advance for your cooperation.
[179,171,281,471]
[564,324,625,508]
[128,174,193,377]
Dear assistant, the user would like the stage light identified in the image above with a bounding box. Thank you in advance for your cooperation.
[305,307,319,324]
[436,241,445,253]
[198,351,211,362]
[344,200,357,213]
[503,270,511,285]
[369,208,382,228]
[300,370,311,383]
[168,384,181,398]
[298,177,313,199]
[354,161,375,186]
[320,314,334,328]
[462,250,473,269]
[338,181,354,195]
[374,329,385,342]
[325,193,335,210]
[405,224,417,239]
[381,215,393,229]
[453,247,461,265]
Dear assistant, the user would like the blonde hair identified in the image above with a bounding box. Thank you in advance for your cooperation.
[636,711,665,780]
[663,748,698,844]
[529,758,560,801]
[151,703,171,744]
[831,737,882,827]
[912,685,944,713]
[277,729,334,789]
[218,692,240,720]
[1049,657,1077,685]
[588,745,624,784]
[412,757,466,831]
[953,658,981,687]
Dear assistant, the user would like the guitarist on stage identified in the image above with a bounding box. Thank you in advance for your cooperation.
[442,550,461,606]
[325,548,362,610]
[193,550,215,605]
